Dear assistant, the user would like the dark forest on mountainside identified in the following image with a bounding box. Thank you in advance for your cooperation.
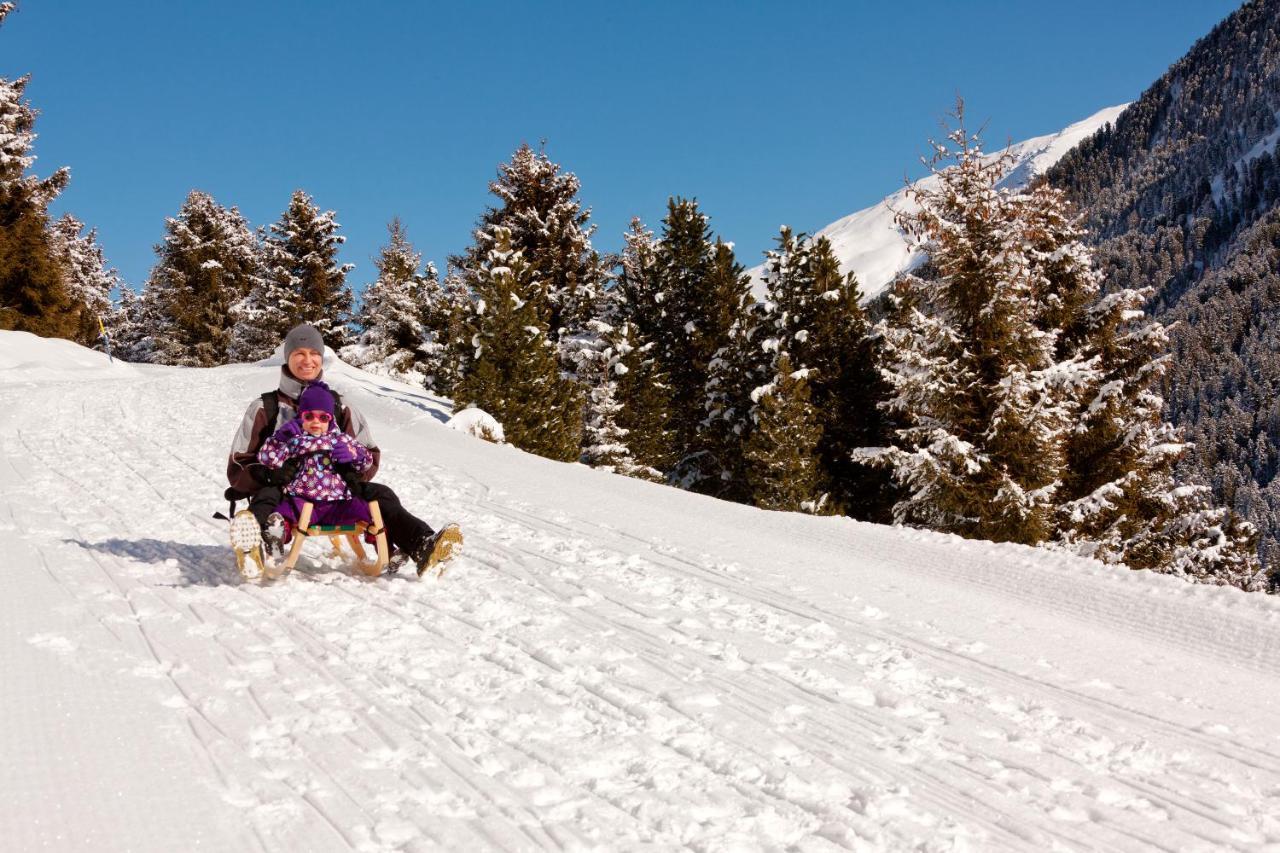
[1048,0,1280,566]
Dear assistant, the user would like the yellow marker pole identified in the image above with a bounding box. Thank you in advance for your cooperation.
[97,314,114,363]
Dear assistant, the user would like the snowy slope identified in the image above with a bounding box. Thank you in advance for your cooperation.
[748,105,1129,301]
[3,330,1280,852]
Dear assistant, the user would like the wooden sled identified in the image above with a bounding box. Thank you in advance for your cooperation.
[268,500,390,580]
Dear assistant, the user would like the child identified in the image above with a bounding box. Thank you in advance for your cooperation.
[257,380,374,536]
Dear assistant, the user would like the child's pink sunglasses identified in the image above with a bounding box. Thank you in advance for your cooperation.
[301,410,332,423]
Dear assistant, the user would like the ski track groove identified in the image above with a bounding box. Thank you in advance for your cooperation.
[460,499,1279,849]
[203,603,402,828]
[447,543,1093,850]
[204,576,601,850]
[74,538,375,843]
[540,504,1280,772]
[297,583,673,848]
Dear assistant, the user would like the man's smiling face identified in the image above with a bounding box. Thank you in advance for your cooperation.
[288,347,322,382]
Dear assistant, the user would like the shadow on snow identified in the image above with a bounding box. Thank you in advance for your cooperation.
[67,537,398,587]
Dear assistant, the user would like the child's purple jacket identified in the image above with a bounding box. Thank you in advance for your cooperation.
[257,428,373,502]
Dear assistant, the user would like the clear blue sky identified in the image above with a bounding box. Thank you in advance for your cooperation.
[1,0,1245,294]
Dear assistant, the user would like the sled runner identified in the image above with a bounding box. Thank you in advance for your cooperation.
[273,500,390,579]
[218,500,390,581]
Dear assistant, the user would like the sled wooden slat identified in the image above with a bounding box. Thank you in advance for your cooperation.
[273,500,389,579]
[370,500,389,571]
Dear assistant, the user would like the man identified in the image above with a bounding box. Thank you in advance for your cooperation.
[227,323,461,576]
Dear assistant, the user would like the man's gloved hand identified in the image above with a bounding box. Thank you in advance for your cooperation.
[272,419,303,442]
[330,441,358,465]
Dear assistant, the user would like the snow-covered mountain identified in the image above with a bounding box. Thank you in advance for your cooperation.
[749,105,1128,300]
[4,330,1280,851]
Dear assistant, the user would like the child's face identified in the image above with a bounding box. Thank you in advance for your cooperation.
[300,410,332,436]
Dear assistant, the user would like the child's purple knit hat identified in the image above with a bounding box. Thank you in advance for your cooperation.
[298,381,336,416]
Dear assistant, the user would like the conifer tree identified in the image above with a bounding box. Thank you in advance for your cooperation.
[606,217,680,477]
[610,318,678,479]
[260,189,355,349]
[342,218,439,384]
[227,240,291,363]
[1021,181,1263,587]
[861,111,1069,545]
[758,228,893,519]
[646,199,753,487]
[0,36,75,339]
[576,312,659,478]
[577,318,631,473]
[702,296,770,501]
[49,214,120,348]
[743,352,825,511]
[575,280,673,480]
[428,267,471,395]
[144,190,261,367]
[861,106,1261,587]
[453,226,582,462]
[112,285,158,363]
[616,217,662,343]
[451,144,608,365]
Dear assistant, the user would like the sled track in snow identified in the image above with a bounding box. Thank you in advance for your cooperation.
[3,358,1280,851]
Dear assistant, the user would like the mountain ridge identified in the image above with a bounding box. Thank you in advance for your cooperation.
[747,104,1128,300]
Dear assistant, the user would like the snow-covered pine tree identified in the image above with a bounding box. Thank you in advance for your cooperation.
[702,291,770,502]
[1021,181,1263,588]
[0,43,75,339]
[227,235,291,363]
[860,110,1069,545]
[646,198,753,489]
[48,214,120,349]
[260,189,355,349]
[450,144,608,370]
[616,217,663,345]
[576,318,630,472]
[804,237,896,521]
[758,227,892,519]
[575,307,658,478]
[685,238,755,491]
[453,226,583,462]
[572,278,672,481]
[1128,494,1262,589]
[599,216,680,478]
[610,318,677,479]
[111,285,159,363]
[427,267,470,395]
[743,351,825,512]
[342,218,437,385]
[144,190,262,367]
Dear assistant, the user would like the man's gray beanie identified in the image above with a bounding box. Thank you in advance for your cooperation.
[282,323,325,361]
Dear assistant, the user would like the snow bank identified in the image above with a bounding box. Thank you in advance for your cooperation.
[446,405,504,442]
[0,329,135,384]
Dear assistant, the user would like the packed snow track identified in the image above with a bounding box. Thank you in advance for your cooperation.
[2,332,1279,852]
